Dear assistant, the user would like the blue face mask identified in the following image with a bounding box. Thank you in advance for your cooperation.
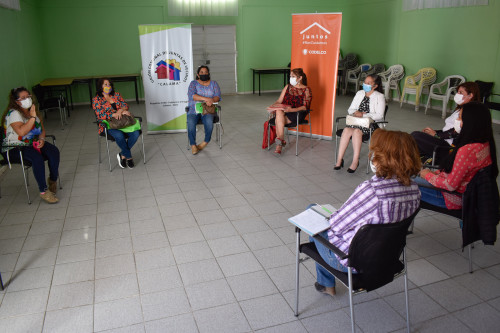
[362,83,372,93]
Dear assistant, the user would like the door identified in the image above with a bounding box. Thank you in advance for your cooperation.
[192,25,237,94]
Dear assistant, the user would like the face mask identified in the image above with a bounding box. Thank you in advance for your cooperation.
[20,97,33,109]
[454,93,465,105]
[290,77,298,86]
[370,156,377,173]
[454,119,462,133]
[362,83,372,93]
[103,86,112,94]
[199,74,210,82]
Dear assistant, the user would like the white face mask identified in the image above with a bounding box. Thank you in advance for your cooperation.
[289,77,298,86]
[454,93,465,105]
[454,119,462,133]
[20,97,33,109]
[370,155,377,173]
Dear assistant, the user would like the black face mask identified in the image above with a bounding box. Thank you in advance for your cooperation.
[199,74,210,82]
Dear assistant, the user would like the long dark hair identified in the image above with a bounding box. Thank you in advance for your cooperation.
[96,78,115,97]
[2,87,30,130]
[367,74,384,94]
[441,102,498,177]
[291,68,308,86]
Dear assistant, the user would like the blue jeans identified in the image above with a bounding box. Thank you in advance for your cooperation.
[413,176,447,208]
[310,231,349,288]
[7,142,60,192]
[187,113,214,146]
[306,204,348,288]
[107,129,140,159]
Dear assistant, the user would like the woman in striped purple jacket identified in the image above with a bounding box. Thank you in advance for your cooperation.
[312,130,421,297]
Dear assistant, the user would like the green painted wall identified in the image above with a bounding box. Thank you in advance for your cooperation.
[0,0,45,106]
[1,0,499,119]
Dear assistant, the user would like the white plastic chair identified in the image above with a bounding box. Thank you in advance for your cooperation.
[379,65,405,101]
[400,67,437,111]
[344,63,371,95]
[357,63,386,90]
[424,75,466,119]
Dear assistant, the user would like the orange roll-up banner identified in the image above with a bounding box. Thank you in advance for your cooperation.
[291,13,342,140]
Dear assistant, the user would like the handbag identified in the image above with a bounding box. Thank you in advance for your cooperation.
[107,114,136,129]
[346,115,373,128]
[202,103,217,115]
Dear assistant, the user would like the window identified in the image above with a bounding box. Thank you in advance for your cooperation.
[168,0,238,17]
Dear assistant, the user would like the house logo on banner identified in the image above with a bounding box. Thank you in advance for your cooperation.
[300,22,330,56]
[146,50,190,86]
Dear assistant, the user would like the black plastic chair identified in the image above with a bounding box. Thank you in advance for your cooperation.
[95,116,146,172]
[267,110,312,156]
[335,105,389,173]
[32,84,67,128]
[417,165,499,273]
[184,105,223,150]
[475,80,500,113]
[295,209,419,333]
[1,135,61,204]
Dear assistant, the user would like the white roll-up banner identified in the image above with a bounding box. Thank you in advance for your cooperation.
[139,24,193,133]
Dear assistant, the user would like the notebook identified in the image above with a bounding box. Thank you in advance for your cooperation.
[288,204,337,236]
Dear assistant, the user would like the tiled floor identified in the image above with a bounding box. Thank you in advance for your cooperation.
[0,92,500,333]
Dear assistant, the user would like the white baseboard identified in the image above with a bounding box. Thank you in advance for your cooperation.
[238,90,282,95]
[286,130,333,141]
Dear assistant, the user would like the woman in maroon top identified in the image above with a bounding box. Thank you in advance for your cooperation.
[272,68,312,154]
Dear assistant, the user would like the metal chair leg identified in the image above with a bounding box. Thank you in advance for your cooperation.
[348,268,355,333]
[404,248,411,333]
[295,127,298,156]
[0,271,4,290]
[309,121,313,150]
[98,134,102,163]
[294,229,301,316]
[141,132,146,164]
[104,131,112,172]
[19,151,31,204]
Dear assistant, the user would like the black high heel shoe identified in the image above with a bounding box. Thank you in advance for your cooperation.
[333,159,344,170]
[347,162,359,173]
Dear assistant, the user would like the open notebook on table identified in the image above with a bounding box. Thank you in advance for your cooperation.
[288,204,337,236]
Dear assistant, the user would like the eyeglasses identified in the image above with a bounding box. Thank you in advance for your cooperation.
[17,95,32,101]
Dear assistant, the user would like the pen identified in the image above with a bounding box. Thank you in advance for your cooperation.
[314,203,332,215]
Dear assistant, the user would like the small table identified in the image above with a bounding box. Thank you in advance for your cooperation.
[95,73,140,104]
[40,78,74,111]
[251,67,290,96]
[71,76,94,106]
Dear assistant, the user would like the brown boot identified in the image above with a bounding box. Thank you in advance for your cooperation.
[196,141,208,151]
[48,178,57,194]
[191,145,199,155]
[40,191,59,204]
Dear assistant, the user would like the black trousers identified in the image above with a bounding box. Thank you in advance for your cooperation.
[411,131,451,163]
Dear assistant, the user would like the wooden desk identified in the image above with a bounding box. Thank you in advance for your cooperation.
[71,76,94,106]
[251,67,290,96]
[40,78,74,111]
[94,73,140,104]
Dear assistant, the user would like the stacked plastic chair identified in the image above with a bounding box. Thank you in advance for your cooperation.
[424,75,465,118]
[379,65,405,101]
[357,63,386,90]
[344,63,371,95]
[400,67,437,111]
[338,53,358,94]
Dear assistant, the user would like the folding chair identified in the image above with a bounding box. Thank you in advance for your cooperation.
[267,110,312,156]
[1,135,62,204]
[295,209,420,333]
[95,116,146,172]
